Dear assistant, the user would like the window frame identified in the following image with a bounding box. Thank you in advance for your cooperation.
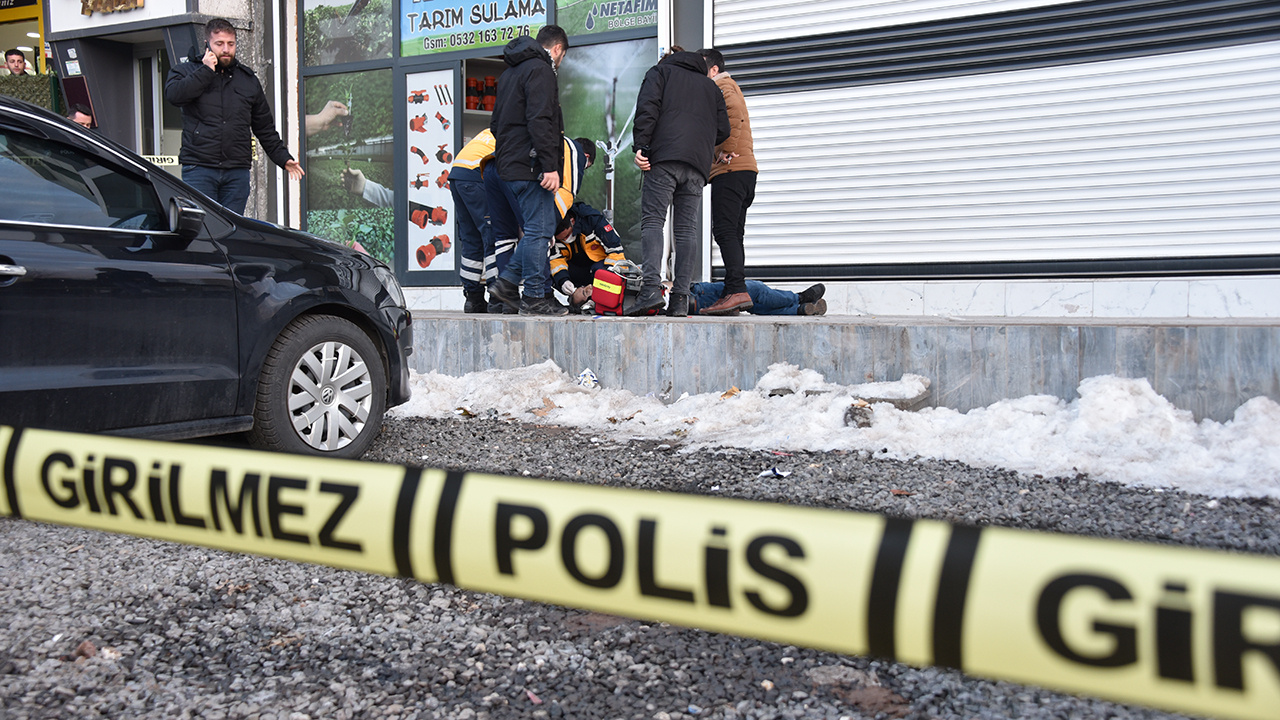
[0,124,171,235]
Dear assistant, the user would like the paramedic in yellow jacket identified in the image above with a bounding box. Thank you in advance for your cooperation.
[451,129,498,313]
[550,193,627,308]
[486,136,595,303]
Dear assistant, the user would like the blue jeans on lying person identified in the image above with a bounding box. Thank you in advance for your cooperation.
[689,280,799,316]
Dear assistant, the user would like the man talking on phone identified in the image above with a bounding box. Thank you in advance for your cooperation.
[164,18,303,215]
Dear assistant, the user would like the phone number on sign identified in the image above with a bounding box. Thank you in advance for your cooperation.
[425,25,532,50]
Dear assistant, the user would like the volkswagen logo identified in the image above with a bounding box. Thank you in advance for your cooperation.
[321,386,335,405]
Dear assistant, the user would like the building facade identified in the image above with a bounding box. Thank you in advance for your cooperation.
[43,0,294,223]
[705,0,1280,318]
[44,0,1280,318]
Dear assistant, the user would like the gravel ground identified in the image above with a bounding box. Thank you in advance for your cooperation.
[3,415,1278,720]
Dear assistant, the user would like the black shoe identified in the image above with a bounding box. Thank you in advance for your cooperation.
[464,291,488,314]
[489,278,521,312]
[488,301,508,314]
[519,295,568,316]
[665,294,689,317]
[626,290,665,316]
[799,298,828,316]
[798,283,826,305]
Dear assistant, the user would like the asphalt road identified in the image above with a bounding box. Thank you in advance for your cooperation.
[4,415,1276,719]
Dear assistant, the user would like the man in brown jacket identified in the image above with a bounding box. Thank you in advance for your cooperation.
[698,48,758,316]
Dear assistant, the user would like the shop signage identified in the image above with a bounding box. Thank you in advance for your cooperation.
[556,0,656,36]
[402,67,455,275]
[400,0,547,56]
[79,0,144,16]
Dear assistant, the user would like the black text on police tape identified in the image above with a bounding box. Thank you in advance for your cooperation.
[40,453,363,551]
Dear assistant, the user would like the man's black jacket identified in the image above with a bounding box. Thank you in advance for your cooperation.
[491,35,564,184]
[164,50,293,170]
[632,52,730,180]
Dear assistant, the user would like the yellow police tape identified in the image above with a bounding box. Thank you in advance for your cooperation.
[2,424,1278,719]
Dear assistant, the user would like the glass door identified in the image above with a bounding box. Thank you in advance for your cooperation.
[136,47,184,178]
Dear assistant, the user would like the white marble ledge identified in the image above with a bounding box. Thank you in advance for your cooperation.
[405,276,1280,320]
[1189,277,1280,318]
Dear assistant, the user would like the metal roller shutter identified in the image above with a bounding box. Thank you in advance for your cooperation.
[732,42,1279,276]
[714,0,1083,45]
[707,0,1280,279]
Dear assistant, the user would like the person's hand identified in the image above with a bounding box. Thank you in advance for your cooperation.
[571,286,592,306]
[716,151,738,165]
[342,168,366,195]
[202,47,217,70]
[304,100,349,136]
[284,159,305,181]
[634,149,651,171]
[539,170,560,191]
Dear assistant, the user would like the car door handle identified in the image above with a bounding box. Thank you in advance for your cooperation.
[0,263,28,278]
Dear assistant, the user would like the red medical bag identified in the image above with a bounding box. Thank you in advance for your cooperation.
[592,268,626,315]
[592,262,662,316]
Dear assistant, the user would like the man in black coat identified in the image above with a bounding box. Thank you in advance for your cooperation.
[164,18,303,215]
[629,50,730,317]
[487,26,571,316]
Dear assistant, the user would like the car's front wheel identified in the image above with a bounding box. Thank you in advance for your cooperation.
[248,314,387,458]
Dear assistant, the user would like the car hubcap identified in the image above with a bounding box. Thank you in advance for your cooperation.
[289,341,374,451]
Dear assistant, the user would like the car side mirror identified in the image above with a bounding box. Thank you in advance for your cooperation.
[168,197,206,240]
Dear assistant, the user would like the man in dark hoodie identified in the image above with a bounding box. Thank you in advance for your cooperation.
[164,18,303,215]
[487,25,571,316]
[629,50,730,317]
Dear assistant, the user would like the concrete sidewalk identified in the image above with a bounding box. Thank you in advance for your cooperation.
[408,312,1280,422]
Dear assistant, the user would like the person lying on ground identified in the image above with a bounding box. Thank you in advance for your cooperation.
[550,197,626,304]
[562,273,827,317]
[689,281,827,316]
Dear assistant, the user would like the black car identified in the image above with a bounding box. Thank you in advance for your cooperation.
[0,96,411,458]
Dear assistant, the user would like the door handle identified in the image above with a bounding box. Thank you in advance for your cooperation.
[0,263,28,278]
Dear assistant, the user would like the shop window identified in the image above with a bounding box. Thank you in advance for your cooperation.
[558,37,656,261]
[302,0,393,65]
[304,69,395,265]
